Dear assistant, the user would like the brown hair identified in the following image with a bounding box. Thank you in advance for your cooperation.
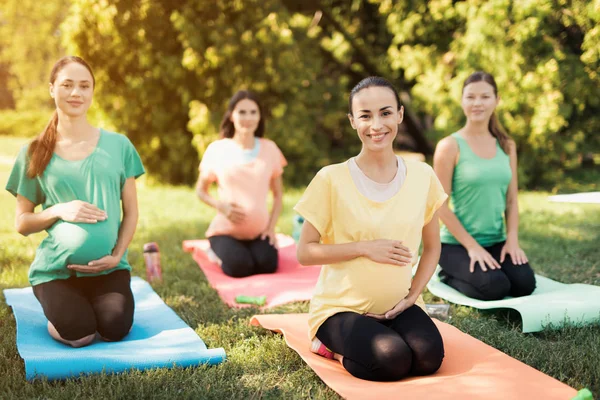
[219,90,265,139]
[348,76,402,116]
[462,71,511,154]
[27,56,95,178]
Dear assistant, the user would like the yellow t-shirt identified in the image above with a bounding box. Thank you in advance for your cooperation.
[294,159,448,340]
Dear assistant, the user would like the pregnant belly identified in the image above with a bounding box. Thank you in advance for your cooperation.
[329,261,413,315]
[49,221,117,265]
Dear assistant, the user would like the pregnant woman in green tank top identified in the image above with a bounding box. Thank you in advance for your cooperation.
[6,57,145,347]
[432,71,536,300]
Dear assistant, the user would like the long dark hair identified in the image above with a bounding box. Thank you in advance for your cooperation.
[462,71,511,154]
[348,76,402,115]
[219,90,265,138]
[27,56,95,178]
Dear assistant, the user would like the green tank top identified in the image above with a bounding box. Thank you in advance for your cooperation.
[440,132,512,247]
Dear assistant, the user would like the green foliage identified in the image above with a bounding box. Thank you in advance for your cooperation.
[378,0,600,187]
[62,0,599,187]
[1,0,594,186]
[63,0,359,186]
[0,1,68,111]
[0,110,50,137]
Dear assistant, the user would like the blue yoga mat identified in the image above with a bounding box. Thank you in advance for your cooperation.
[3,277,226,381]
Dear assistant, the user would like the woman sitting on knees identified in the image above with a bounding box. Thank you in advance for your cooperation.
[6,56,144,347]
[295,77,447,382]
[196,90,287,278]
[433,71,536,301]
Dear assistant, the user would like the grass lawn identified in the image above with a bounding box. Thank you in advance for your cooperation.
[0,135,598,399]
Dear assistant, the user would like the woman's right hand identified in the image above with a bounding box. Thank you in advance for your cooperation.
[467,244,501,273]
[361,239,413,266]
[218,201,246,224]
[51,200,107,223]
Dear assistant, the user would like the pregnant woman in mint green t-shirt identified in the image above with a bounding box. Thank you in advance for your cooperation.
[433,71,536,301]
[5,56,145,348]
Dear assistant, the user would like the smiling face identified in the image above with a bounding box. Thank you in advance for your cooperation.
[49,62,94,118]
[348,86,404,152]
[230,98,261,136]
[461,80,499,123]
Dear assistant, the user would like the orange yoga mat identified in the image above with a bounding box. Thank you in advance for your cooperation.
[182,234,321,308]
[250,314,577,400]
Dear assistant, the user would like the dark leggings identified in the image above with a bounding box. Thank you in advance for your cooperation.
[208,235,278,278]
[316,305,444,381]
[32,270,134,341]
[439,242,536,300]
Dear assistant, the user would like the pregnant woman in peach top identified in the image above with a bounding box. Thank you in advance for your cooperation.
[6,56,145,348]
[196,90,287,277]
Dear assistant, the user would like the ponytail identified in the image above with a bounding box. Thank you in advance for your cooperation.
[26,55,95,178]
[488,112,511,154]
[27,111,59,178]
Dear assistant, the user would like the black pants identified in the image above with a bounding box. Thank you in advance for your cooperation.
[439,242,536,300]
[208,235,278,278]
[32,270,134,341]
[316,305,444,382]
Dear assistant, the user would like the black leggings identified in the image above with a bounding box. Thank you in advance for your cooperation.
[316,305,444,381]
[439,242,536,300]
[32,270,134,341]
[208,235,278,278]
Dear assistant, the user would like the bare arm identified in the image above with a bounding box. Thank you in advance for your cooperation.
[195,173,221,211]
[15,195,107,237]
[296,219,412,267]
[504,141,519,244]
[408,211,442,302]
[266,175,283,231]
[433,136,500,271]
[296,220,365,265]
[433,137,479,250]
[111,177,139,260]
[15,195,59,236]
[501,141,528,264]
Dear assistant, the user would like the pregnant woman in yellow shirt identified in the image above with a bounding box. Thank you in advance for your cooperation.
[6,56,144,348]
[295,77,448,381]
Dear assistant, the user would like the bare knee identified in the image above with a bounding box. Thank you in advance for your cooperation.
[69,333,96,348]
[48,321,95,347]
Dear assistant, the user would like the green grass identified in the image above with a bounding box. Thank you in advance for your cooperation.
[0,135,598,399]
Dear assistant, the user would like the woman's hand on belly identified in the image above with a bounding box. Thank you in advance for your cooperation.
[365,295,416,320]
[359,239,414,267]
[67,254,120,273]
[51,200,107,223]
[217,201,247,224]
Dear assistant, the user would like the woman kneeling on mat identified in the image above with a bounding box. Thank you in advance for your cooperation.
[196,90,287,278]
[6,56,145,347]
[433,71,536,301]
[295,77,447,382]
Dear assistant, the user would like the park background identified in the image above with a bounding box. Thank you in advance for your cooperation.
[0,1,599,399]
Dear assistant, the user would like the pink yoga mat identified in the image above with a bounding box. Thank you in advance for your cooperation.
[251,314,578,400]
[182,234,321,308]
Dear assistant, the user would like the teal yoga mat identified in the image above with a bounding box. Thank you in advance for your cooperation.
[3,277,226,381]
[427,268,600,333]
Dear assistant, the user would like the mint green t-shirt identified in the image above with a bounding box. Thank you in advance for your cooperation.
[440,132,512,247]
[5,129,145,286]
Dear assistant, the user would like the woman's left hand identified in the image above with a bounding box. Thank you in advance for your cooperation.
[260,227,278,247]
[500,239,528,265]
[68,255,120,273]
[365,296,416,320]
